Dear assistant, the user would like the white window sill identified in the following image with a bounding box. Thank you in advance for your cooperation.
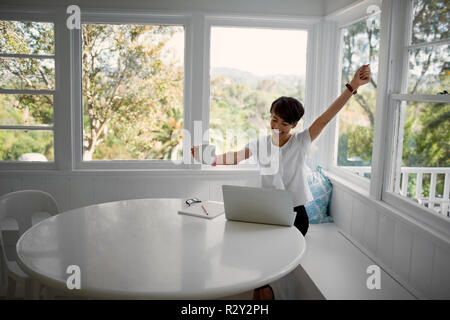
[0,164,261,176]
[324,167,370,191]
[323,169,370,198]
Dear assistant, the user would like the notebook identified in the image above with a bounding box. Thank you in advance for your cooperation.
[178,201,225,219]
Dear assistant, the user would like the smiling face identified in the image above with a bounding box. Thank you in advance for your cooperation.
[270,113,297,141]
[269,97,304,142]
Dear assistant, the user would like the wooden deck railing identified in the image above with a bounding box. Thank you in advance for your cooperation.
[341,166,450,217]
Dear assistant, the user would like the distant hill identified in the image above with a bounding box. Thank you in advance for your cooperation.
[211,67,257,81]
[211,67,304,83]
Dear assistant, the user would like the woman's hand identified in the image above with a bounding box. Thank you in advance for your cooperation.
[191,146,200,162]
[350,64,371,90]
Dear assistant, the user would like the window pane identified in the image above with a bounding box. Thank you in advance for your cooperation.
[0,129,53,161]
[412,0,449,44]
[209,27,307,156]
[407,44,449,94]
[336,14,380,180]
[0,94,53,126]
[0,57,55,90]
[82,24,184,161]
[0,20,54,55]
[392,101,449,217]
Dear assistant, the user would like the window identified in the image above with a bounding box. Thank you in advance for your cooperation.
[0,20,55,162]
[208,26,307,158]
[335,12,380,180]
[388,0,449,217]
[81,23,184,161]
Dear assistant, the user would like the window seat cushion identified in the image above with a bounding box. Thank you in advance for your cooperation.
[305,166,334,224]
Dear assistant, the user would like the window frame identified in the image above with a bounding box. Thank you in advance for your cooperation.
[325,0,450,239]
[71,11,196,170]
[325,0,382,190]
[204,14,318,167]
[0,9,320,172]
[373,0,450,239]
[0,9,58,170]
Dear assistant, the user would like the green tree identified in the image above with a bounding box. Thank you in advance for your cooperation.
[210,72,305,154]
[1,22,184,161]
[0,21,54,160]
[338,13,379,168]
[82,24,184,160]
[402,101,450,195]
[338,1,448,176]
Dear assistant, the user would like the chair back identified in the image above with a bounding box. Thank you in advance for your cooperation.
[0,190,59,237]
[0,190,59,287]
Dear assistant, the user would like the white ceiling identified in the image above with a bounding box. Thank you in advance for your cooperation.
[0,0,360,17]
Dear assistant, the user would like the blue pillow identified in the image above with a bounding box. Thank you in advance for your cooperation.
[305,166,334,224]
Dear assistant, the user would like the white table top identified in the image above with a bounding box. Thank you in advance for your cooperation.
[16,198,305,299]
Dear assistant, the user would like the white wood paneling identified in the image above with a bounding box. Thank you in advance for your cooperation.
[410,233,434,298]
[21,176,46,190]
[210,180,242,202]
[362,205,378,257]
[330,186,352,234]
[329,183,340,222]
[431,246,450,299]
[325,177,450,299]
[350,197,365,245]
[209,177,260,202]
[301,223,415,300]
[70,176,94,210]
[118,177,188,200]
[46,176,71,211]
[184,179,210,201]
[110,177,151,201]
[376,212,395,269]
[117,177,182,201]
[93,176,118,205]
[2,173,259,210]
[392,222,413,283]
[0,178,21,196]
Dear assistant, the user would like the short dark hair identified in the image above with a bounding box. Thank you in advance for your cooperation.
[270,96,304,124]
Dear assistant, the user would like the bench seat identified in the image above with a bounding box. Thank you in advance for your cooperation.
[298,223,416,300]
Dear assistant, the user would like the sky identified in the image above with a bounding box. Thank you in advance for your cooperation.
[210,27,308,78]
[164,26,308,78]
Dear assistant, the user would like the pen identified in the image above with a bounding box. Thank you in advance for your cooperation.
[201,204,209,215]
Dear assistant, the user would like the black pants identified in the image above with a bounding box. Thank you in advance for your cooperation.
[293,205,309,236]
[255,205,309,296]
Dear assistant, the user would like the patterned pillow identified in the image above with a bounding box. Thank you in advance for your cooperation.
[305,165,334,224]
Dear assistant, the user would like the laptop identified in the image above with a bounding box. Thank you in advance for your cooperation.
[222,185,297,226]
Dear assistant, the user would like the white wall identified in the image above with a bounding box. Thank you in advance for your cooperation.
[0,171,261,212]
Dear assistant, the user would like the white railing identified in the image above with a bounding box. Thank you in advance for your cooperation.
[341,166,450,217]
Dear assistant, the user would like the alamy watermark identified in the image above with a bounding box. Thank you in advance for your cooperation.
[66,5,81,30]
[180,121,281,175]
[366,264,381,290]
[66,265,81,290]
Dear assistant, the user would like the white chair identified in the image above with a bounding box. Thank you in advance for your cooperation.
[0,190,59,300]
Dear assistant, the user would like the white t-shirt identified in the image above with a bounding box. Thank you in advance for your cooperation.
[245,129,313,207]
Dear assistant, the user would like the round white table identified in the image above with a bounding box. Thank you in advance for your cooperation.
[16,198,305,299]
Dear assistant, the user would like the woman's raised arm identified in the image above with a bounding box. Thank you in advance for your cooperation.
[308,64,371,142]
